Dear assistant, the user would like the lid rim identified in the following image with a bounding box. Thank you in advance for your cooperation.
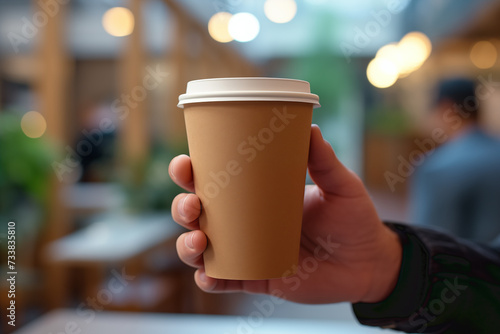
[178,77,320,109]
[185,77,311,84]
[178,97,321,109]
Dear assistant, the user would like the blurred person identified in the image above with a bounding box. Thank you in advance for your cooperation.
[169,125,500,333]
[411,78,500,243]
[77,101,118,182]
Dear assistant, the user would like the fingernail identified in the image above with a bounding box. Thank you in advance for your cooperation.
[312,124,323,138]
[185,232,195,249]
[199,271,216,291]
[179,196,187,218]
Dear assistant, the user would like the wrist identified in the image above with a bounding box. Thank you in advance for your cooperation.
[361,224,402,303]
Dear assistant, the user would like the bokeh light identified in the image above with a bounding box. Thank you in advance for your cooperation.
[376,43,405,75]
[102,7,135,37]
[208,12,233,43]
[397,31,432,75]
[470,41,498,69]
[228,13,260,42]
[21,111,47,138]
[376,43,399,60]
[264,0,297,24]
[367,57,399,89]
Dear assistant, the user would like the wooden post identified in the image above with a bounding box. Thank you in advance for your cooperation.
[33,0,71,309]
[165,13,188,147]
[119,0,149,164]
[35,4,70,143]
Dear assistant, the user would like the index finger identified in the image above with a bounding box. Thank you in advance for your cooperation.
[169,154,195,193]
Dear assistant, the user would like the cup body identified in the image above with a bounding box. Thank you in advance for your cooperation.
[183,101,313,279]
[179,77,319,280]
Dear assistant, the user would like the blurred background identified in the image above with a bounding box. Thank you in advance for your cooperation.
[1,0,500,333]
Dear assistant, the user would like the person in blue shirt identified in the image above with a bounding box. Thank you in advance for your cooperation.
[411,78,500,243]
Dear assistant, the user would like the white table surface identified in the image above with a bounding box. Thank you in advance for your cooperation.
[12,309,391,334]
[44,213,183,264]
[62,183,125,211]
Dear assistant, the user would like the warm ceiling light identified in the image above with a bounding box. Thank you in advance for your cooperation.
[102,7,135,37]
[208,12,233,43]
[376,44,411,78]
[228,12,260,43]
[398,31,432,75]
[21,111,47,138]
[367,58,399,89]
[376,43,404,72]
[470,41,498,69]
[402,32,432,57]
[264,0,297,24]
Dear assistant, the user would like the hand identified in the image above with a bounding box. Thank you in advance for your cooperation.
[169,125,402,304]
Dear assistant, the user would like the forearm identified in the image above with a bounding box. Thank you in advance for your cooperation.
[353,223,500,333]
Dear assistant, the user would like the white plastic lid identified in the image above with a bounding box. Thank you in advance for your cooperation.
[178,77,320,108]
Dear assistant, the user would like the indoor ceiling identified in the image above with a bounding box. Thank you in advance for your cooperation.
[0,0,494,60]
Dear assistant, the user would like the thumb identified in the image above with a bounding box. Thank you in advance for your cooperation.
[308,125,362,197]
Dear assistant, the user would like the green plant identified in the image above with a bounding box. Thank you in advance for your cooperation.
[0,111,56,265]
[121,143,184,213]
[0,111,55,213]
[365,105,412,136]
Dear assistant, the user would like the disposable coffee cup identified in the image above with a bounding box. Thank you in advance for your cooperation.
[178,77,320,280]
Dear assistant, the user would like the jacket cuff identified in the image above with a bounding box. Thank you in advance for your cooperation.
[352,223,430,330]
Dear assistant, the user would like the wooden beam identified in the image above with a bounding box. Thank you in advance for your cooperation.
[161,0,262,148]
[162,0,260,74]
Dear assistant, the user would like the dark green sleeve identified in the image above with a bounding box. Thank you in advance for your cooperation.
[352,223,500,333]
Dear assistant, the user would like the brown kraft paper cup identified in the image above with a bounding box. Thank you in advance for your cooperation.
[183,101,313,280]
